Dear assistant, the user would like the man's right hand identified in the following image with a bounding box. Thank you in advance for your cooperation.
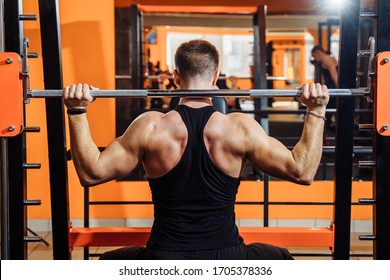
[63,83,96,109]
[297,83,329,114]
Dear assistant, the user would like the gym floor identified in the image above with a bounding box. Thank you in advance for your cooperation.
[27,232,373,260]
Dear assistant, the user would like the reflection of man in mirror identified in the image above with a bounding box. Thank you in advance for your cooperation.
[311,46,338,89]
[311,46,338,135]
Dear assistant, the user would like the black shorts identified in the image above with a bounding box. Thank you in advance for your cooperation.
[99,242,293,260]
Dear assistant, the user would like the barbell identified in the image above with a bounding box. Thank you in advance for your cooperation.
[28,88,368,99]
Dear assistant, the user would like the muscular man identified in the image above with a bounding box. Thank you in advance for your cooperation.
[63,40,329,260]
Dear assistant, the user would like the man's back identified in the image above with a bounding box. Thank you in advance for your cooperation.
[145,104,241,251]
[140,102,250,179]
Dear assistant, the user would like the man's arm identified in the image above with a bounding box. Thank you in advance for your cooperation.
[63,84,141,186]
[244,83,329,185]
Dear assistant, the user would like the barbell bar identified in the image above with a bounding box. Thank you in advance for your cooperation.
[28,88,368,99]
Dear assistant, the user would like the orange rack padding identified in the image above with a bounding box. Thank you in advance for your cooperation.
[375,51,390,136]
[0,52,24,137]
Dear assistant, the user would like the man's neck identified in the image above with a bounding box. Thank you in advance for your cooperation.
[177,82,214,107]
[179,97,212,108]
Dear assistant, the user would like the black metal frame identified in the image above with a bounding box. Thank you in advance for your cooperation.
[373,0,390,260]
[253,5,268,129]
[332,0,361,260]
[38,0,70,259]
[115,6,133,137]
[115,5,146,180]
[355,14,374,144]
[253,5,271,226]
[127,4,144,119]
[4,0,27,260]
[130,5,143,91]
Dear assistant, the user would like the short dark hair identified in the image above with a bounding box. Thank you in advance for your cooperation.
[311,45,325,54]
[174,40,219,82]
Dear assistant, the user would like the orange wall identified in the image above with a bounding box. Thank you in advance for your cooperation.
[24,0,118,220]
[22,1,372,222]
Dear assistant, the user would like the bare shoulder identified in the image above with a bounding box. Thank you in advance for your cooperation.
[226,112,260,129]
[133,110,164,124]
[207,112,262,141]
[323,55,338,68]
[225,112,268,143]
[119,110,184,151]
[129,110,174,129]
[130,109,184,136]
[119,111,164,140]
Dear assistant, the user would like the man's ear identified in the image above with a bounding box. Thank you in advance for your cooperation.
[212,70,220,87]
[173,69,181,87]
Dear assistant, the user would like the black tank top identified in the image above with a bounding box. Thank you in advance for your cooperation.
[147,105,241,251]
[321,66,336,89]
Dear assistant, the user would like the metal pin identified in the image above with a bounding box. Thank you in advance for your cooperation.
[24,126,40,133]
[28,52,39,58]
[24,236,42,242]
[384,57,390,63]
[359,235,376,241]
[5,58,13,64]
[360,12,377,18]
[19,14,37,21]
[358,198,376,204]
[358,50,372,57]
[358,124,374,131]
[23,163,41,169]
[8,126,15,132]
[23,200,42,206]
[358,161,376,168]
[382,124,389,131]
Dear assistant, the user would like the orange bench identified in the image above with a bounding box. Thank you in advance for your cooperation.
[68,223,334,251]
